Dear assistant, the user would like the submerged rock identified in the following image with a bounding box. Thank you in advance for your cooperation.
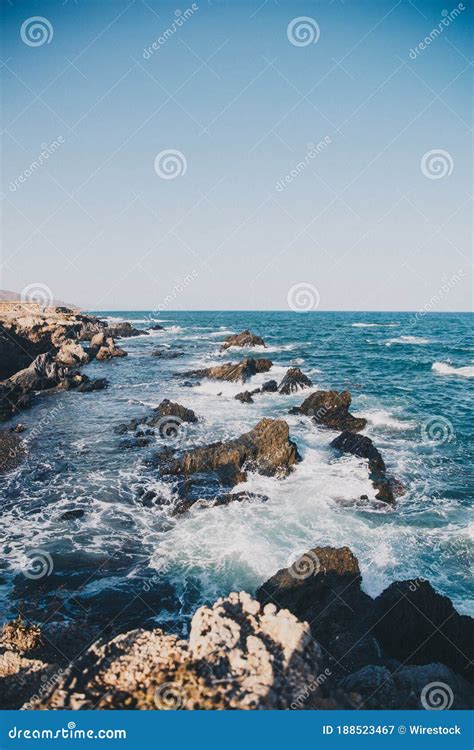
[220,330,266,351]
[235,390,257,404]
[172,491,268,516]
[331,431,396,504]
[152,349,184,359]
[183,357,272,383]
[290,390,367,432]
[158,418,301,489]
[278,367,312,395]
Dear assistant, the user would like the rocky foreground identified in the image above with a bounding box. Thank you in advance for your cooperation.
[0,546,472,710]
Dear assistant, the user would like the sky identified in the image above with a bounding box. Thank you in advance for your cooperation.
[0,0,472,311]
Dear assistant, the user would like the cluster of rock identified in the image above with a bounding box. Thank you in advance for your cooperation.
[0,307,142,426]
[1,547,471,710]
[220,330,266,351]
[114,400,198,448]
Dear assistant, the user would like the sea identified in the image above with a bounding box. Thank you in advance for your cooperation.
[1,311,473,637]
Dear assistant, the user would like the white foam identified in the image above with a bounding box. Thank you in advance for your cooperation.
[361,409,416,431]
[352,323,400,328]
[432,362,474,378]
[386,336,431,345]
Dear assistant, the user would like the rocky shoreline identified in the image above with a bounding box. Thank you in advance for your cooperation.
[0,546,472,710]
[1,321,472,710]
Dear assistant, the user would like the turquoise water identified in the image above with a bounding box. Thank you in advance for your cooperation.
[1,311,472,635]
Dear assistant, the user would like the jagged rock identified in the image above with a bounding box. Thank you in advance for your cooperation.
[56,340,90,366]
[235,390,256,404]
[158,418,301,490]
[95,337,127,360]
[183,357,272,383]
[220,330,266,351]
[33,592,346,710]
[331,431,396,504]
[257,547,380,677]
[372,580,474,681]
[290,390,367,432]
[278,367,312,395]
[105,322,144,338]
[340,663,474,709]
[152,350,184,359]
[0,430,24,473]
[261,379,278,392]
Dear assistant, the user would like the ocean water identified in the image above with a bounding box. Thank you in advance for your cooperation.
[1,311,473,637]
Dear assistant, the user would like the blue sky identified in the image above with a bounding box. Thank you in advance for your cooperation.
[1,0,472,310]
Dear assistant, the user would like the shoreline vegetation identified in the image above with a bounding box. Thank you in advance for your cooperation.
[0,307,472,710]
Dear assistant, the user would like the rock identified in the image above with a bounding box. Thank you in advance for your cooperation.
[159,418,301,489]
[11,423,26,433]
[0,431,24,473]
[59,509,85,521]
[235,390,255,404]
[105,321,144,338]
[220,330,266,351]
[340,663,474,709]
[34,592,345,710]
[183,357,272,383]
[261,379,278,393]
[90,331,107,348]
[256,547,380,677]
[149,324,164,331]
[331,431,395,504]
[114,423,128,435]
[144,400,198,433]
[290,390,367,432]
[180,381,199,388]
[152,350,184,359]
[95,337,127,360]
[278,367,312,395]
[371,580,474,681]
[56,340,89,367]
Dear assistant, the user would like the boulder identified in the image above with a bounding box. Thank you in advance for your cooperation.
[148,399,197,428]
[56,340,89,367]
[339,663,474,709]
[261,379,278,393]
[220,330,266,351]
[371,580,474,681]
[290,390,367,432]
[235,390,256,404]
[256,547,379,677]
[95,337,127,360]
[278,367,312,395]
[105,321,144,338]
[331,431,395,504]
[183,357,272,383]
[158,418,301,488]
